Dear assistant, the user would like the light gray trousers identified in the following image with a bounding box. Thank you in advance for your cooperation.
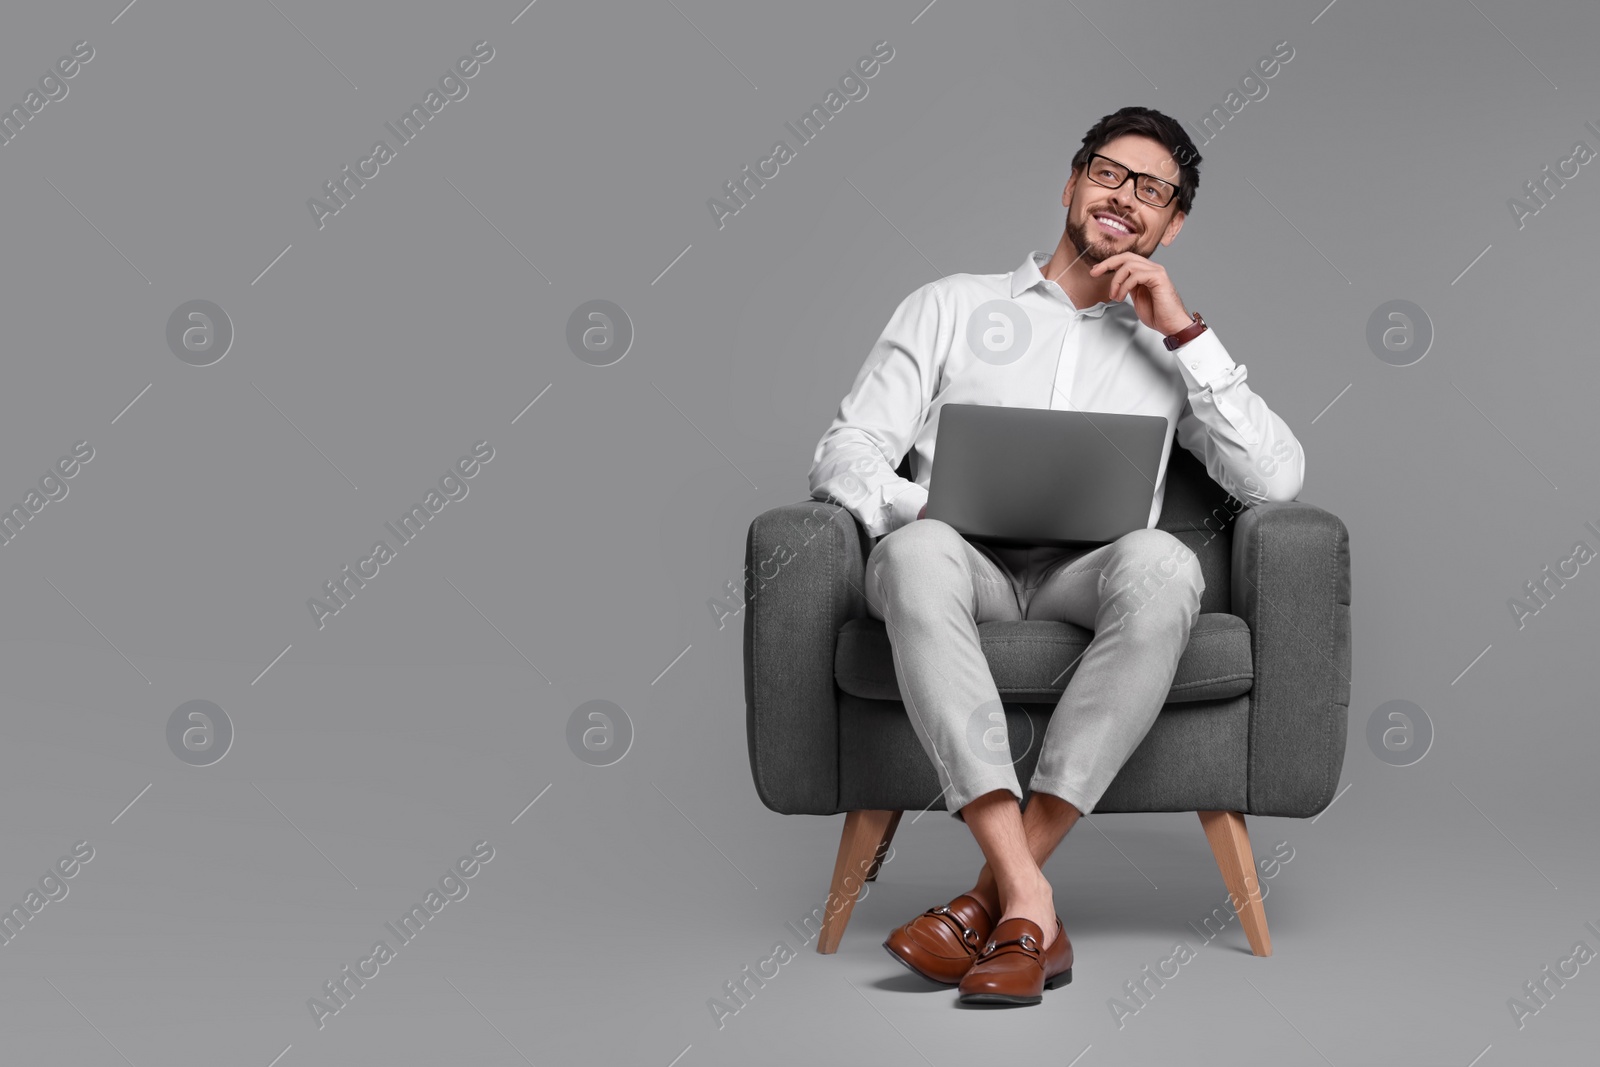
[863,520,1204,820]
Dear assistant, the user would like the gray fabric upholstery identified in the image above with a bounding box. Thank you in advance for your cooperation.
[744,446,1351,818]
[743,500,866,814]
[1231,500,1353,817]
[835,614,1254,704]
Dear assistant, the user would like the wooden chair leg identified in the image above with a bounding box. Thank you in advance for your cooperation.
[864,810,901,881]
[816,810,900,954]
[1198,810,1272,956]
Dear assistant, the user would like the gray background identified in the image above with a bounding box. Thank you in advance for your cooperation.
[1,0,1596,1063]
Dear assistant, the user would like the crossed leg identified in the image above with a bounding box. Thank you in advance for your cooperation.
[962,790,1080,949]
[867,520,1203,954]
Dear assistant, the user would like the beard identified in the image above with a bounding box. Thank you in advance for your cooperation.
[1065,206,1154,265]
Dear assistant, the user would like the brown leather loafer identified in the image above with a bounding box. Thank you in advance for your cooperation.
[883,893,995,985]
[956,916,1072,1006]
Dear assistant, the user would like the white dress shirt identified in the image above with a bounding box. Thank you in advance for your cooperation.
[810,249,1305,539]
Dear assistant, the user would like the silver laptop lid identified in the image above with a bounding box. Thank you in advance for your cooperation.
[924,403,1169,547]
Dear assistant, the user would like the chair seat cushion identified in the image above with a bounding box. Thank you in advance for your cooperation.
[834,613,1254,706]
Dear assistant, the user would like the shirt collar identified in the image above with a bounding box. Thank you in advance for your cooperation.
[1010,249,1129,318]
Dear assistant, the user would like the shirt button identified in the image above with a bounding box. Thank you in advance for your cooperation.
[1189,363,1197,370]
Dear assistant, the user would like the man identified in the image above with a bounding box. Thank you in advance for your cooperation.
[807,106,1304,1007]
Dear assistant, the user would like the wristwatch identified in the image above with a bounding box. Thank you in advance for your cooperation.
[1162,311,1208,351]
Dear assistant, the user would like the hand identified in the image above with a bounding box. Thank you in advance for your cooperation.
[1089,253,1191,336]
[917,502,928,520]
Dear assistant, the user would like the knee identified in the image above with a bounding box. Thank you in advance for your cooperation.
[868,519,970,614]
[1107,529,1204,615]
[873,517,966,574]
[1121,529,1203,585]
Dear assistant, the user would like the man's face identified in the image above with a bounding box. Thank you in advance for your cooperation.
[1063,134,1186,266]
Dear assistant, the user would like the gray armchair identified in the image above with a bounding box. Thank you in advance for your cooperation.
[743,446,1352,955]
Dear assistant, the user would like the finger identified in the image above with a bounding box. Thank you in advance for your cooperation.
[1117,262,1163,300]
[1089,252,1130,277]
[1112,263,1146,300]
[1100,259,1152,292]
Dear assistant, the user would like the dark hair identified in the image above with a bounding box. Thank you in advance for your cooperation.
[1070,106,1201,215]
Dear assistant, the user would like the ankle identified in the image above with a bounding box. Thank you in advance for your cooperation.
[997,868,1052,912]
[996,872,1056,947]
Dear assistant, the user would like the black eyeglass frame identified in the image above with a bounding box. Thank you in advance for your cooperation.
[1081,152,1182,209]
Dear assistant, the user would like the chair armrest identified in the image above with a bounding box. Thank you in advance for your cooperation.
[744,500,871,815]
[1231,500,1353,817]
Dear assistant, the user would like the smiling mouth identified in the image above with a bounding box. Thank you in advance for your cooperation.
[1092,212,1135,236]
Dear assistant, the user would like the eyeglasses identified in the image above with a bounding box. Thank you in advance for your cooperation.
[1082,153,1180,209]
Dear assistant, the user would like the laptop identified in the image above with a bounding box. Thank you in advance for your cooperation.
[923,403,1169,547]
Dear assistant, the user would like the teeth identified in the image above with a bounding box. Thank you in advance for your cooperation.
[1097,214,1130,234]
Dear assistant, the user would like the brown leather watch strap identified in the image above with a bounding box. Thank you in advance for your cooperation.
[1163,311,1208,351]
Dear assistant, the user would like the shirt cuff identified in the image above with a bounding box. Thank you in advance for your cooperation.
[888,482,930,531]
[1171,327,1236,391]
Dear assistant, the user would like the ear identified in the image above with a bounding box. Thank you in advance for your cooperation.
[1158,209,1186,247]
[1062,167,1080,209]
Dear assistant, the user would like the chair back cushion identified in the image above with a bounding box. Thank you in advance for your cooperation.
[1153,445,1240,616]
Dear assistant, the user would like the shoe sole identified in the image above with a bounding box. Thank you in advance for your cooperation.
[957,968,1072,1006]
[882,941,965,986]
